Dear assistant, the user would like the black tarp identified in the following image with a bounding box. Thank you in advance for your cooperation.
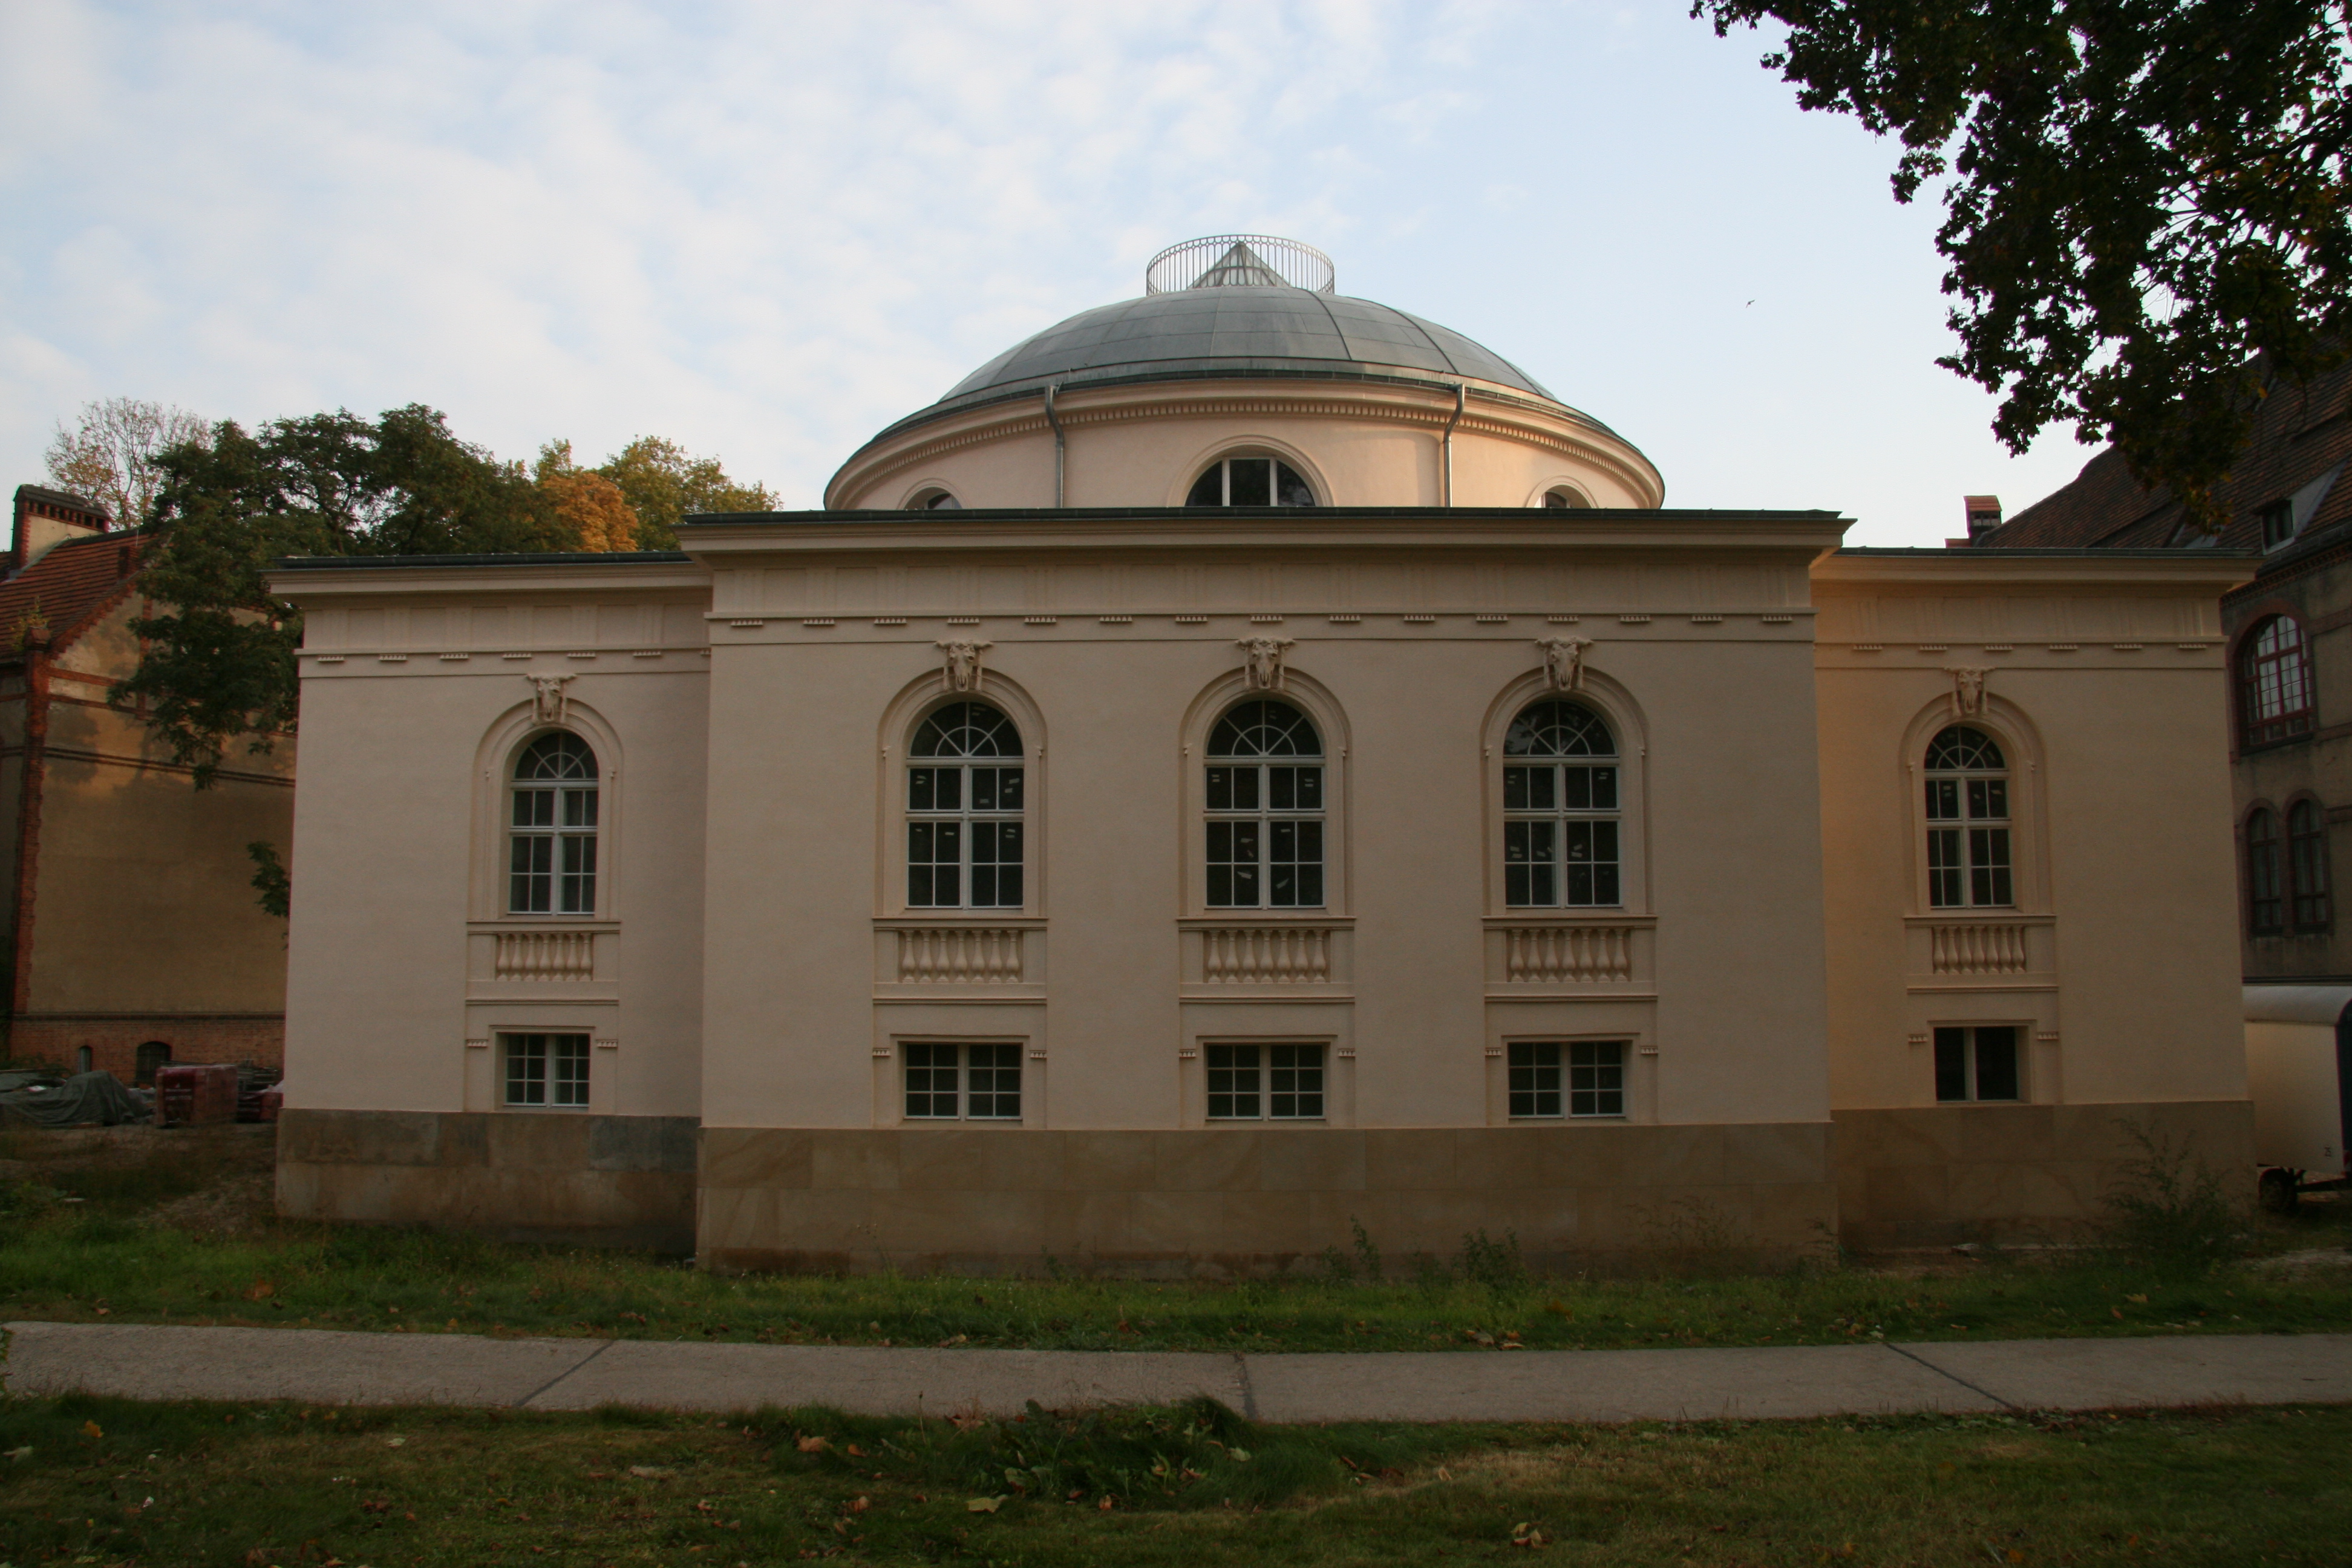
[0,1070,148,1127]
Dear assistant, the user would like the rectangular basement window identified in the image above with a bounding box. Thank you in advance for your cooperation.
[902,1042,1023,1121]
[1934,1026,2021,1102]
[1206,1044,1324,1120]
[1509,1040,1626,1119]
[503,1032,590,1108]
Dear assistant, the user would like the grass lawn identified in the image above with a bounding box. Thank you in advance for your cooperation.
[1,1392,2347,1566]
[2,1124,2349,1355]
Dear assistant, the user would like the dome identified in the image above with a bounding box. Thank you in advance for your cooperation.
[886,237,1596,437]
[935,287,1560,409]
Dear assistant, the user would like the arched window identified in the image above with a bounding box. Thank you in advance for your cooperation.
[2289,799,2330,932]
[907,701,1024,908]
[1205,699,1324,907]
[1924,725,2011,908]
[134,1040,171,1086]
[1502,699,1620,907]
[910,488,963,510]
[2246,807,2283,933]
[1187,456,1316,507]
[2240,615,2314,746]
[509,733,599,915]
[1541,487,1588,510]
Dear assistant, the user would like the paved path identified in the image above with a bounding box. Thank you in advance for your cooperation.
[6,1322,2348,1424]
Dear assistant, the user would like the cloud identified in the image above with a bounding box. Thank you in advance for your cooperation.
[1,0,2089,533]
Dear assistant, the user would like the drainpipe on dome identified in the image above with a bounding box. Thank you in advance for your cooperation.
[1440,382,1466,507]
[1044,383,1067,508]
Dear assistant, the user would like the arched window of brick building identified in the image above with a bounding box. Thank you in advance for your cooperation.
[2289,799,2331,932]
[2239,615,2314,747]
[2246,808,2284,935]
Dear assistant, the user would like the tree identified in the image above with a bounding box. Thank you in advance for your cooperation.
[535,441,644,552]
[1695,1,2352,525]
[119,405,576,785]
[44,396,210,526]
[596,436,777,549]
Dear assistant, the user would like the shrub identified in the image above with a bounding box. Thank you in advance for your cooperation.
[2101,1119,2246,1274]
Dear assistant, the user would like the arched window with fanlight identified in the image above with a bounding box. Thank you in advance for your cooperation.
[2288,799,2330,932]
[2239,615,2315,747]
[509,733,599,915]
[1187,455,1316,507]
[1204,699,1324,907]
[1924,725,2011,908]
[907,701,1025,909]
[1501,699,1621,907]
[2246,806,2284,934]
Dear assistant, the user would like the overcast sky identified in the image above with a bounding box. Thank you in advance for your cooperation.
[1,1,2102,544]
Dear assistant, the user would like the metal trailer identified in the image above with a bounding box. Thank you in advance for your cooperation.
[2243,984,2352,1212]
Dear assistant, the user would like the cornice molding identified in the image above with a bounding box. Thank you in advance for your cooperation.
[826,382,1665,508]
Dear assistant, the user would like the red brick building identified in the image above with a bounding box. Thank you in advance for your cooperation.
[0,485,292,1080]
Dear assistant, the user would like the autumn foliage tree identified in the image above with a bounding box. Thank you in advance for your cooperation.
[45,396,211,526]
[1696,0,2352,524]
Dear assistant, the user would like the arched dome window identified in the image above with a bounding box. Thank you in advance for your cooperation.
[915,489,963,511]
[1204,699,1324,906]
[1187,456,1316,508]
[509,732,599,915]
[1924,724,2010,908]
[907,701,1024,909]
[1541,487,1589,510]
[1501,699,1620,907]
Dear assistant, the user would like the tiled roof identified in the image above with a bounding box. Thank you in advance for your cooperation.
[1979,358,2352,552]
[0,532,142,654]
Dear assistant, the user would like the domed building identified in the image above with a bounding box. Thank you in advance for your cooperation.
[270,238,2256,1268]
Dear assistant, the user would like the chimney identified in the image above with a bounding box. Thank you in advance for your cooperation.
[10,485,112,577]
[1963,494,2003,542]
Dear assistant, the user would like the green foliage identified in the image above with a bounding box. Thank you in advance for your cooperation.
[118,407,571,785]
[246,839,290,921]
[595,434,777,548]
[1695,1,2352,527]
[2101,1119,2248,1273]
[1457,1227,1530,1295]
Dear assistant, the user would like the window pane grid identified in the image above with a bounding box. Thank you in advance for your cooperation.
[2241,617,2314,746]
[502,1033,590,1108]
[1502,702,1621,909]
[2247,809,2284,933]
[1924,725,2012,909]
[2288,800,2331,932]
[1508,1040,1561,1118]
[1206,702,1324,910]
[1567,1040,1625,1117]
[1206,1044,1324,1120]
[1933,1026,2021,1102]
[507,734,598,916]
[907,703,1025,910]
[903,1042,1022,1120]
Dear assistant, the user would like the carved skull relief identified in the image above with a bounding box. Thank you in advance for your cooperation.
[1236,636,1296,691]
[1535,636,1593,693]
[938,638,992,693]
[1946,665,1990,719]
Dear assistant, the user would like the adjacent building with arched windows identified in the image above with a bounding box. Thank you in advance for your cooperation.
[269,237,2258,1264]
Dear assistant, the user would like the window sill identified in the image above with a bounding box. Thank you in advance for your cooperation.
[1180,913,1353,927]
[876,914,1047,929]
[1485,912,1654,926]
[1509,1116,1629,1124]
[470,917,620,932]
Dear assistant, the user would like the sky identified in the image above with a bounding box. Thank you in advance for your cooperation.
[0,0,2103,545]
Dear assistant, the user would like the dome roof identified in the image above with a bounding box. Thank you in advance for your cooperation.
[930,286,1561,414]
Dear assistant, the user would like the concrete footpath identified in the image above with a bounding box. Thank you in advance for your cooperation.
[5,1322,2349,1425]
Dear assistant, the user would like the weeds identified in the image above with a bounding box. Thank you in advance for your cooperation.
[2102,1119,2247,1275]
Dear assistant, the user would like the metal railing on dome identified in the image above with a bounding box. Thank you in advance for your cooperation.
[1145,235,1336,295]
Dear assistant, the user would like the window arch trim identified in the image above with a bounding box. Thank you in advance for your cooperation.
[1897,697,2047,918]
[1480,666,1651,919]
[470,699,626,924]
[877,669,1049,919]
[1178,668,1351,918]
[2235,610,2316,750]
[1162,436,1330,509]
